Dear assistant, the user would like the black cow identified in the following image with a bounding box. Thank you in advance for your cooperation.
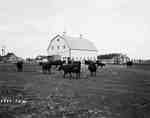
[16,61,23,72]
[88,62,97,76]
[40,60,65,74]
[85,60,97,76]
[50,60,65,68]
[96,60,106,68]
[126,61,133,67]
[58,62,81,79]
[72,61,81,65]
[85,60,94,65]
[41,62,52,74]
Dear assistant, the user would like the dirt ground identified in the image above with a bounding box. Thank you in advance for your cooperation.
[0,64,150,118]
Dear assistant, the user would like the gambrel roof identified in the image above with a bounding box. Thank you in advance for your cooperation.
[47,34,98,52]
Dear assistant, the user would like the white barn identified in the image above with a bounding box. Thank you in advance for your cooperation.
[47,33,98,62]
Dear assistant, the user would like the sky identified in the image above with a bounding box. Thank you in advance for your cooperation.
[0,0,150,59]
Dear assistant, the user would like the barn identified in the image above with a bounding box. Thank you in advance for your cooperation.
[47,33,98,62]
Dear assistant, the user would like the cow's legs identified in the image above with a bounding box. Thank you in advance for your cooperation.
[76,73,78,79]
[69,72,72,80]
[63,72,66,78]
[48,69,51,74]
[95,71,96,76]
[90,72,92,76]
[42,69,46,74]
[78,72,80,79]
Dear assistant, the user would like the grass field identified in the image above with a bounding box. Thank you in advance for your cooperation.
[0,64,150,118]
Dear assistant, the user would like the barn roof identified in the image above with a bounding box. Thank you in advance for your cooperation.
[61,35,98,51]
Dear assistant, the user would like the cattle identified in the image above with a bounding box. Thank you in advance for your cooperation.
[85,60,98,76]
[88,62,97,76]
[39,60,65,74]
[126,61,133,67]
[50,60,65,68]
[58,61,81,79]
[41,62,52,74]
[96,60,106,68]
[84,60,97,76]
[16,61,23,72]
[72,61,81,65]
[85,60,94,65]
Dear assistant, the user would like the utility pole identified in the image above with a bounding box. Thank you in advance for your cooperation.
[1,45,6,56]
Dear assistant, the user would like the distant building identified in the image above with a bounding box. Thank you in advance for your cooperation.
[0,53,23,63]
[35,55,48,63]
[25,58,37,64]
[47,33,98,62]
[143,60,150,64]
[97,53,130,64]
[132,59,150,64]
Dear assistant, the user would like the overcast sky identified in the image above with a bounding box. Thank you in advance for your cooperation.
[0,0,150,59]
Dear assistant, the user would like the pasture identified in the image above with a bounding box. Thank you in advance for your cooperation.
[0,63,150,118]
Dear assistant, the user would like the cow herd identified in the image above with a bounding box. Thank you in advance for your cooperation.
[40,60,106,79]
[15,60,133,79]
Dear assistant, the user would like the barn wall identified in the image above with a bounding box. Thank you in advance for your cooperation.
[47,36,70,58]
[70,50,97,61]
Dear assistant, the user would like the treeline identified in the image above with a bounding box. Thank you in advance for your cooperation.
[97,53,123,59]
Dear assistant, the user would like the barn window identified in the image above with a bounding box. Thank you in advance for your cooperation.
[57,38,60,42]
[57,46,60,50]
[51,46,54,50]
[63,45,66,49]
